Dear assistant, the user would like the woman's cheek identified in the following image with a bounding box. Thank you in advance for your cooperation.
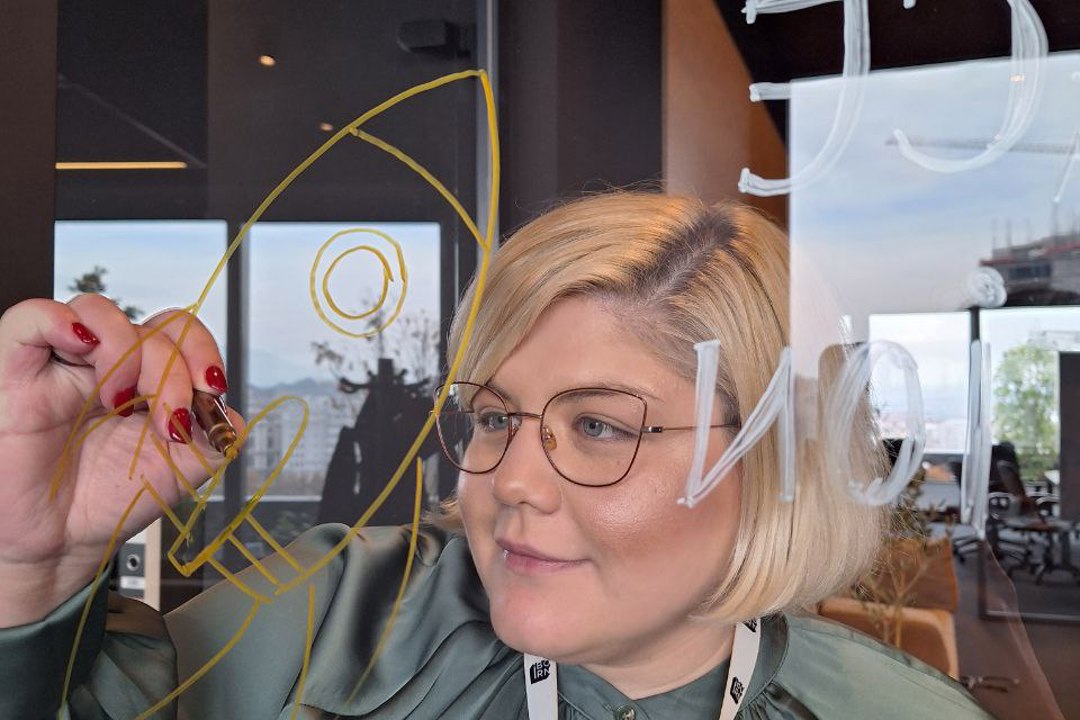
[457,473,491,532]
[574,480,675,551]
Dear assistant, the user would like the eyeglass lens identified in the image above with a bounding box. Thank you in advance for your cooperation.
[435,382,647,486]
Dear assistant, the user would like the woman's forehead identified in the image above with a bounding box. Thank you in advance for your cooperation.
[486,296,689,405]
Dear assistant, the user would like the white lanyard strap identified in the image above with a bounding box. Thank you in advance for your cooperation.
[524,654,559,718]
[523,618,762,720]
[718,619,762,720]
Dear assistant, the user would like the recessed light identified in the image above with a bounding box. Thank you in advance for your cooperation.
[319,122,334,132]
[56,161,188,171]
[259,55,277,67]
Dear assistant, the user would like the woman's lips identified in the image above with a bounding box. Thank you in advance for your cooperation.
[496,539,586,575]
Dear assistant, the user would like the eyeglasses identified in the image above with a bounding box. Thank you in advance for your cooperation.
[433,381,740,487]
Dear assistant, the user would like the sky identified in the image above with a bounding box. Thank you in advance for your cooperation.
[54,220,230,341]
[54,220,440,387]
[246,222,440,386]
[791,52,1080,319]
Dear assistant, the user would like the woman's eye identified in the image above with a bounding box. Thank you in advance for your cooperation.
[476,410,510,432]
[578,416,626,440]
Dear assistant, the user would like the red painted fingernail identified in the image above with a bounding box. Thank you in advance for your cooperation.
[113,386,138,418]
[169,408,192,444]
[205,365,228,393]
[72,322,99,345]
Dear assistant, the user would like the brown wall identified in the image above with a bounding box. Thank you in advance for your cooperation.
[663,0,787,226]
[0,0,57,311]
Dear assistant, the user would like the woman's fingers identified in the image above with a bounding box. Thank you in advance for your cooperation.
[164,403,246,498]
[141,309,228,396]
[140,310,240,457]
[66,294,142,415]
[0,298,109,385]
[0,296,143,418]
[0,298,236,456]
[134,326,196,446]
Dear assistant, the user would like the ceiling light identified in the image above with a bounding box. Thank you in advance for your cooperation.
[319,122,334,132]
[259,55,277,67]
[56,161,188,171]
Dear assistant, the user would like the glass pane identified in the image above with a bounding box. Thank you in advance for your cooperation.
[982,306,1080,481]
[51,0,486,614]
[869,313,971,454]
[53,220,228,608]
[243,221,444,548]
[788,42,1080,718]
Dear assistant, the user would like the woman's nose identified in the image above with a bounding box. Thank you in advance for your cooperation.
[491,417,562,513]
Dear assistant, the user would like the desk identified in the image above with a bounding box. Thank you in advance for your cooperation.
[1003,515,1080,585]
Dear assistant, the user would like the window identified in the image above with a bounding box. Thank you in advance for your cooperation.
[981,306,1080,480]
[869,313,970,453]
[241,221,443,545]
[54,220,228,336]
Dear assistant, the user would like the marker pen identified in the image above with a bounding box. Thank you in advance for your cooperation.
[49,351,238,454]
[192,390,238,456]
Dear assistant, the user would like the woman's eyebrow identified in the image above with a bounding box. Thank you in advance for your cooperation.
[486,380,517,406]
[492,379,662,403]
[563,383,660,401]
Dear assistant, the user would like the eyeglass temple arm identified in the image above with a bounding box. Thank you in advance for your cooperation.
[643,422,740,434]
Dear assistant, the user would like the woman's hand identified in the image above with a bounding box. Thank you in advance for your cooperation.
[0,295,243,626]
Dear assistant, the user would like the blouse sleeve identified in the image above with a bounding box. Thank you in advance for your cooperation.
[0,569,179,720]
[0,523,485,720]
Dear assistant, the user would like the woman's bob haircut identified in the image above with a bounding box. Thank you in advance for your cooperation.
[433,191,885,623]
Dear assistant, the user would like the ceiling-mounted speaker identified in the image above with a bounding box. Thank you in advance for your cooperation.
[397,19,474,58]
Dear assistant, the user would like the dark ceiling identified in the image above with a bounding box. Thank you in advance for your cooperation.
[717,0,1080,141]
[57,0,207,165]
[54,0,480,220]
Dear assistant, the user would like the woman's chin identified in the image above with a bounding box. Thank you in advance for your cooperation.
[488,594,588,662]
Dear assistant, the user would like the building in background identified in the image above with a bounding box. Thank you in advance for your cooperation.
[982,230,1080,305]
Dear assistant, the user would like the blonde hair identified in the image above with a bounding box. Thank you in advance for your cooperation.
[435,192,885,622]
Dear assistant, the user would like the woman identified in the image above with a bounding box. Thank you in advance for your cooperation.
[0,193,988,718]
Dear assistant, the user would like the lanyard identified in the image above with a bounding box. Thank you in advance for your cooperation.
[523,618,762,720]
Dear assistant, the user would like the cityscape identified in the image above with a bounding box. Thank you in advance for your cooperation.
[243,378,359,498]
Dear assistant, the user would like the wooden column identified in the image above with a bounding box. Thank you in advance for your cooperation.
[663,0,787,226]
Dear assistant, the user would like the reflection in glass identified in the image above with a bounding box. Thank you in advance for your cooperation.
[790,50,1080,715]
[982,307,1080,483]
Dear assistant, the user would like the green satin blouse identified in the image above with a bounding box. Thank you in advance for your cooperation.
[0,524,991,719]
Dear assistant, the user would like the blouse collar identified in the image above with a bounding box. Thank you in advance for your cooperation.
[555,615,789,720]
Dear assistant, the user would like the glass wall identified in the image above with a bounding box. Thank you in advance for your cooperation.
[51,0,489,609]
[868,312,971,454]
[242,221,443,549]
[982,306,1080,482]
[785,16,1079,716]
[10,1,1076,717]
[54,221,229,338]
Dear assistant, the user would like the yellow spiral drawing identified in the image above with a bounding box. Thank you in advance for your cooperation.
[309,227,408,338]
